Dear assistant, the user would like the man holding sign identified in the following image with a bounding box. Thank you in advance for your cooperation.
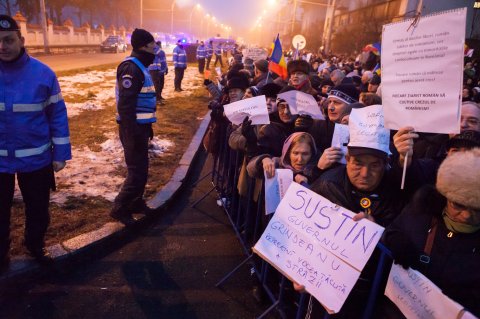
[305,105,409,316]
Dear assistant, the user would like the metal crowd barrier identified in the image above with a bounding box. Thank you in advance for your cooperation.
[198,120,395,319]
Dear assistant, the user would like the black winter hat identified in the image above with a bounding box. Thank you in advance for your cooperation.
[227,76,249,91]
[328,84,359,104]
[320,79,334,88]
[131,28,154,50]
[287,60,310,76]
[0,15,20,31]
[259,83,282,98]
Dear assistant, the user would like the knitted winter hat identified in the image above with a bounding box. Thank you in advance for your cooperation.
[436,148,480,209]
[328,84,360,104]
[287,60,310,76]
[131,28,154,50]
[0,15,19,31]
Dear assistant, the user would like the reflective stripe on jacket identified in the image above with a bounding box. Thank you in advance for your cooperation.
[173,45,187,68]
[206,45,214,57]
[0,52,72,173]
[196,45,206,59]
[148,48,168,73]
[116,57,156,124]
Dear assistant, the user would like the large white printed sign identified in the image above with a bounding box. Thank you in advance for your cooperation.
[264,169,293,215]
[381,8,466,134]
[253,183,385,313]
[385,264,476,319]
[277,90,324,120]
[242,48,268,62]
[223,95,270,126]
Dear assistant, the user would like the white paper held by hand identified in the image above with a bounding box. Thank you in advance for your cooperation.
[223,95,271,126]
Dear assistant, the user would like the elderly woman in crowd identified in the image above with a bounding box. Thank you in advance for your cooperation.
[383,148,480,317]
[247,132,319,185]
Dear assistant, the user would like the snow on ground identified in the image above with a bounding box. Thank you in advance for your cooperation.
[50,134,173,204]
[15,64,202,204]
[59,64,204,118]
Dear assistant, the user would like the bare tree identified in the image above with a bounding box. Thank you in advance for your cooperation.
[0,0,13,16]
[15,0,40,23]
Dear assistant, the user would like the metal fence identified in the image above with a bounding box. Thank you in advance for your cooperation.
[198,120,395,319]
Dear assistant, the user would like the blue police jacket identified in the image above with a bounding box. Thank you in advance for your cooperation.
[206,44,213,57]
[116,57,156,124]
[0,52,72,174]
[196,45,206,59]
[148,47,167,74]
[214,46,222,55]
[173,45,187,69]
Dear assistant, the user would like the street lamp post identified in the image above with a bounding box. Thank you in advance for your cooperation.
[189,4,201,38]
[170,0,176,36]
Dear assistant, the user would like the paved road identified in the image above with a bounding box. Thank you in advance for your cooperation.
[0,151,273,319]
[34,51,132,72]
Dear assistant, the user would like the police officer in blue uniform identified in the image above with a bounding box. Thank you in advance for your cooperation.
[196,41,206,74]
[148,40,168,105]
[206,40,214,70]
[173,39,187,92]
[0,15,72,270]
[110,28,157,225]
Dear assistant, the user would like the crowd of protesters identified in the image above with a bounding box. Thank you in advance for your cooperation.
[202,44,480,318]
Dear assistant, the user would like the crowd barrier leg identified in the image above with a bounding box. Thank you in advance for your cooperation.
[191,151,220,209]
[215,254,254,287]
[362,242,393,319]
[257,276,288,319]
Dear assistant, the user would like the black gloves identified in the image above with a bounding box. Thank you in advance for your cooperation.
[204,79,212,86]
[294,114,314,132]
[208,100,224,121]
[241,116,257,146]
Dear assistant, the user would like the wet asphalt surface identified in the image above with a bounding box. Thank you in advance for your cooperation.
[0,151,273,319]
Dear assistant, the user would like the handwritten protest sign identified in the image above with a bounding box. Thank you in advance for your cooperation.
[264,169,293,215]
[242,48,268,62]
[277,90,324,120]
[253,183,384,313]
[348,104,390,155]
[331,124,349,164]
[385,264,466,319]
[223,95,270,126]
[381,8,466,134]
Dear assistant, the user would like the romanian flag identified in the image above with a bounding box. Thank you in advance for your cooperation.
[362,43,381,56]
[268,34,288,80]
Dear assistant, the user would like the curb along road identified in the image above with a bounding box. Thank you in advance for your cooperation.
[0,112,211,285]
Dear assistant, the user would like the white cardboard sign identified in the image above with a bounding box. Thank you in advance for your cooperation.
[277,90,324,120]
[331,124,349,164]
[223,95,270,126]
[264,169,293,215]
[381,8,466,134]
[385,264,468,319]
[253,183,384,313]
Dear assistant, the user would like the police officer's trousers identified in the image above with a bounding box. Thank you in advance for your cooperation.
[0,165,52,258]
[112,123,151,216]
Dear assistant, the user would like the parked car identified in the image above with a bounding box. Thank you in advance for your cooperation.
[100,36,127,53]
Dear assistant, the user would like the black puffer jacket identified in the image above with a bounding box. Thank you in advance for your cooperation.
[383,185,480,317]
[310,165,408,227]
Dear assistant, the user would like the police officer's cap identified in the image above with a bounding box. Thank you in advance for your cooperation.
[0,15,20,31]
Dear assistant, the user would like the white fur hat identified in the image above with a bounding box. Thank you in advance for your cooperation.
[436,148,480,209]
